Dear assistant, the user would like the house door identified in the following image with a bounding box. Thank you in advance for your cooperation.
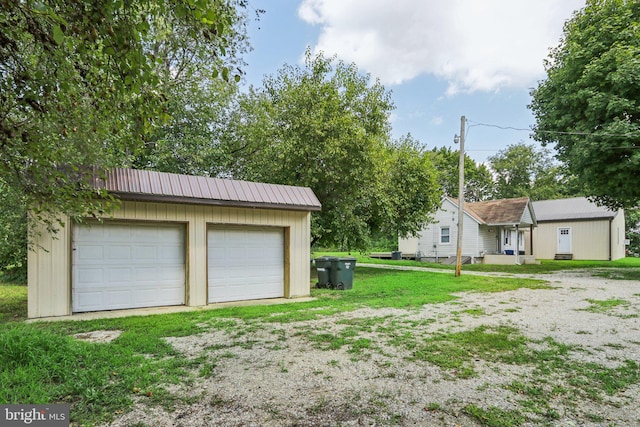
[557,227,572,254]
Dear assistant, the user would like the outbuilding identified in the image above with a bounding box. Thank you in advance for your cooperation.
[528,197,625,261]
[28,168,321,319]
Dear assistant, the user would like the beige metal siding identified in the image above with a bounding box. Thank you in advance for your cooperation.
[28,201,311,318]
[533,219,613,260]
[28,216,72,318]
[398,235,419,255]
[611,210,626,260]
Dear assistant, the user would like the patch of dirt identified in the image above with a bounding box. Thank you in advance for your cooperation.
[73,330,123,344]
[105,271,640,426]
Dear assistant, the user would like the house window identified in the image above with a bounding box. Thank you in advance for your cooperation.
[440,227,450,244]
[504,231,510,245]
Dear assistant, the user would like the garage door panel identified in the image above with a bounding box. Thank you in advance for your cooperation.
[76,268,104,284]
[208,226,284,303]
[106,246,132,260]
[75,292,103,310]
[73,223,185,313]
[106,290,132,306]
[76,245,104,262]
[158,245,183,259]
[132,246,158,260]
[106,268,131,284]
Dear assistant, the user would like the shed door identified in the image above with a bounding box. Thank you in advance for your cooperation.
[558,227,572,254]
[72,223,185,312]
[208,226,284,303]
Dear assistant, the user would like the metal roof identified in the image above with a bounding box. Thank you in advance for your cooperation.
[93,168,322,212]
[532,197,617,222]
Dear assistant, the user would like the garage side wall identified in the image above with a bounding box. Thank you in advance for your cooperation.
[28,201,312,318]
[28,217,72,318]
[611,210,626,261]
[533,219,612,260]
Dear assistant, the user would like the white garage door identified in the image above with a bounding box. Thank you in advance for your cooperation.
[72,222,185,312]
[208,226,284,303]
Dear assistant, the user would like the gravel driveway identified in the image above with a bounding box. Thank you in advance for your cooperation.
[108,269,640,427]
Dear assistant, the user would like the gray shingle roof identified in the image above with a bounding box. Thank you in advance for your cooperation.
[93,168,322,212]
[532,197,616,222]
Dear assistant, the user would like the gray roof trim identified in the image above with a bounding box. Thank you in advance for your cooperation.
[532,197,617,222]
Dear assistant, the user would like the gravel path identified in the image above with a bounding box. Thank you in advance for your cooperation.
[107,269,640,427]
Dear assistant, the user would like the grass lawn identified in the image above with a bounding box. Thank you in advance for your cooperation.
[0,282,27,322]
[313,251,640,274]
[0,267,549,425]
[3,259,639,425]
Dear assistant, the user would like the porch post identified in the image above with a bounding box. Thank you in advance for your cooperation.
[515,224,519,265]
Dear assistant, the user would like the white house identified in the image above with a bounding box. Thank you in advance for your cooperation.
[399,197,537,264]
[528,197,625,260]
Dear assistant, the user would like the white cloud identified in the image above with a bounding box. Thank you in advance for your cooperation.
[298,0,585,94]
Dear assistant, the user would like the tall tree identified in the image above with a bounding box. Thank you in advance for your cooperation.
[1,0,248,232]
[487,142,574,201]
[223,51,441,249]
[625,207,640,257]
[430,147,494,202]
[529,0,640,209]
[377,136,442,240]
[132,79,240,177]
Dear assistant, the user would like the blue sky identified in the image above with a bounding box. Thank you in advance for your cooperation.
[241,0,586,163]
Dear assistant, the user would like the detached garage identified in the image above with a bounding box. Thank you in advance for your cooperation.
[28,168,321,319]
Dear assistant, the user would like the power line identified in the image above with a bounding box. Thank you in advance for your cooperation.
[467,119,640,139]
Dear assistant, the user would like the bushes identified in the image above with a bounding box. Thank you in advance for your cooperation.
[0,181,27,283]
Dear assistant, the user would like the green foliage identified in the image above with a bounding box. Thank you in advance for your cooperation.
[530,0,640,209]
[377,135,442,239]
[431,146,494,201]
[625,207,640,256]
[0,181,27,282]
[0,0,248,232]
[487,142,577,200]
[223,50,441,249]
[0,283,27,322]
[133,79,240,176]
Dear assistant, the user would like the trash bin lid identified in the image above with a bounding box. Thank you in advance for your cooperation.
[337,257,357,261]
[316,256,339,261]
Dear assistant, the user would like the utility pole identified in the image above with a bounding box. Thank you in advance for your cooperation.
[455,116,466,277]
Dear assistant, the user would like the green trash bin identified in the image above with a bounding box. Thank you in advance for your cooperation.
[329,257,356,290]
[315,256,337,288]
